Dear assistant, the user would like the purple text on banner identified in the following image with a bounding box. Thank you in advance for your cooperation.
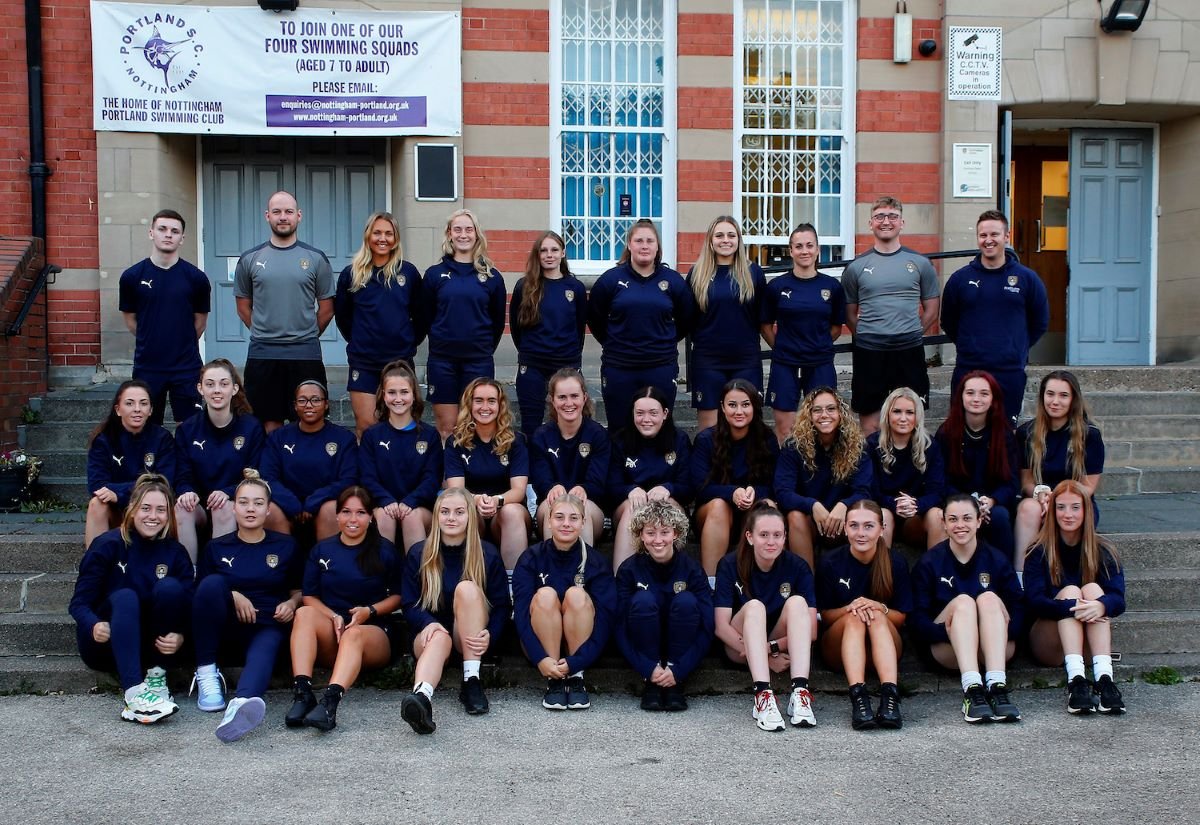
[265,95,428,128]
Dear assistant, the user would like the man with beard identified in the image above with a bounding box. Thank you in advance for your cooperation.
[234,191,335,432]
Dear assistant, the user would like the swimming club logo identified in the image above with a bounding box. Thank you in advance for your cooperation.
[118,11,204,94]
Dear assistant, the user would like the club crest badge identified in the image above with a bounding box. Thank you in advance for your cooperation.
[416,441,428,455]
[477,273,488,284]
[979,572,991,589]
[300,259,310,271]
[1007,275,1018,287]
[155,564,168,579]
[565,290,575,302]
[673,581,687,593]
[658,280,668,291]
[574,573,587,587]
[143,453,155,469]
[397,275,406,287]
[579,443,591,457]
[821,289,831,301]
[325,442,338,457]
[779,582,792,598]
[233,436,245,451]
[906,262,917,273]
[351,370,360,382]
[500,453,510,467]
[427,384,435,397]
[266,554,279,569]
[665,451,677,466]
[695,391,703,403]
[519,365,528,375]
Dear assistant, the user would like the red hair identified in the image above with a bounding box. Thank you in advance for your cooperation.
[942,370,1012,487]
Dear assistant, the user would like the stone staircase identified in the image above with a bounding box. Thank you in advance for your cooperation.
[3,366,1198,694]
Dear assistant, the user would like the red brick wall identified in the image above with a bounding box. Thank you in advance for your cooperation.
[858,17,942,61]
[678,86,734,130]
[463,83,551,126]
[679,13,733,57]
[0,238,48,450]
[463,8,550,53]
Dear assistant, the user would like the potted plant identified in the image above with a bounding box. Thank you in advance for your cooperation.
[0,448,42,511]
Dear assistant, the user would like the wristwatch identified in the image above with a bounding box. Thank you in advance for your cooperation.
[769,640,780,656]
[367,604,378,619]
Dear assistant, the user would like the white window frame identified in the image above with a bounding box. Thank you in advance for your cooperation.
[550,0,677,276]
[734,0,857,261]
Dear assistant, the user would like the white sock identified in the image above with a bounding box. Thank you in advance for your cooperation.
[961,671,983,692]
[414,681,434,699]
[463,660,481,680]
[196,663,217,676]
[707,576,716,591]
[1092,654,1114,680]
[985,670,1007,689]
[570,671,583,680]
[1064,654,1086,681]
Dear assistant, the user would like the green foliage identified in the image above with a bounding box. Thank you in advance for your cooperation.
[1141,666,1182,686]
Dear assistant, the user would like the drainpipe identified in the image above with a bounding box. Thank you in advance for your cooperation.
[26,0,52,244]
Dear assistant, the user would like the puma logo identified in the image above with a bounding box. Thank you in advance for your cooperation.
[636,582,649,591]
[254,261,266,269]
[283,444,295,454]
[318,559,331,570]
[116,561,127,574]
[940,576,955,588]
[192,440,205,450]
[378,441,390,451]
[112,455,124,467]
[539,573,550,585]
[625,457,638,469]
[220,557,234,568]
[440,272,452,279]
[839,577,851,589]
[735,582,744,596]
[968,279,981,288]
[461,454,471,465]
[781,290,791,300]
[140,280,153,289]
[547,447,560,459]
[617,280,629,289]
[863,266,874,275]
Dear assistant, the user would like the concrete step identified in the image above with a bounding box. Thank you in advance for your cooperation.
[1109,532,1200,571]
[1105,439,1200,466]
[1124,569,1196,612]
[0,574,76,614]
[1094,416,1200,441]
[1024,365,1200,392]
[1103,466,1200,495]
[34,478,89,504]
[1112,610,1200,655]
[0,534,82,575]
[0,613,77,656]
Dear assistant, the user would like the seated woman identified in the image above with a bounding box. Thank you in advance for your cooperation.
[910,494,1023,724]
[530,368,611,543]
[816,500,911,730]
[692,379,779,578]
[285,486,403,732]
[1026,480,1126,715]
[69,474,193,724]
[261,380,359,543]
[867,387,946,550]
[512,494,616,711]
[85,380,178,548]
[360,361,443,553]
[713,502,818,732]
[614,500,712,712]
[1014,370,1105,572]
[174,358,268,563]
[400,488,510,734]
[607,386,693,572]
[190,470,302,742]
[775,387,872,569]
[444,377,531,570]
[934,370,1019,561]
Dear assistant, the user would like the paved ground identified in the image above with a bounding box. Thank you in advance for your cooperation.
[1,681,1196,824]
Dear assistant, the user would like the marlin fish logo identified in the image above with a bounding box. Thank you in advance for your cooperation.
[220,557,234,568]
[140,280,153,289]
[940,576,955,588]
[137,27,192,88]
[192,440,205,450]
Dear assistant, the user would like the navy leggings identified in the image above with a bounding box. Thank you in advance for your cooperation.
[516,361,580,439]
[76,578,190,691]
[192,575,288,699]
[601,362,678,433]
[623,590,703,677]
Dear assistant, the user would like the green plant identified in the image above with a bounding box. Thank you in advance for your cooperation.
[1142,666,1182,685]
[0,448,42,484]
[19,405,41,425]
[19,496,80,514]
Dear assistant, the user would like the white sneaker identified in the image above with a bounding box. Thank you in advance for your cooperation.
[752,689,785,732]
[215,696,267,743]
[190,667,227,712]
[121,682,179,724]
[787,686,818,728]
[144,666,173,703]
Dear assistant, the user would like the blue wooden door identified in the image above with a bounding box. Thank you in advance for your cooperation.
[201,137,387,367]
[1067,129,1153,365]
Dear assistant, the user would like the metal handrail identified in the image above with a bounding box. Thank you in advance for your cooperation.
[5,263,59,337]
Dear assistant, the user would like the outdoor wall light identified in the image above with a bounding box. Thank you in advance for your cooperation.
[893,1,912,64]
[258,0,299,11]
[1100,0,1150,33]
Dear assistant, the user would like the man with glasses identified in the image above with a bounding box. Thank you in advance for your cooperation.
[234,191,335,433]
[841,197,941,435]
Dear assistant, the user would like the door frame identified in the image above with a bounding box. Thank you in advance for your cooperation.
[1012,119,1159,365]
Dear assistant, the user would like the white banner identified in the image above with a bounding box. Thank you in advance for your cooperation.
[90,2,462,135]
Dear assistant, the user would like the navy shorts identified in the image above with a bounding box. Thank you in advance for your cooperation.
[690,361,763,410]
[243,358,328,425]
[135,369,203,428]
[347,364,381,396]
[426,357,495,405]
[951,365,1027,427]
[767,361,837,413]
[850,345,928,415]
[601,362,677,432]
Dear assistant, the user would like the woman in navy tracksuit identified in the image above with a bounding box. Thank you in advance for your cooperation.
[286,486,403,732]
[530,368,611,544]
[359,361,443,553]
[260,380,359,543]
[510,230,587,438]
[1025,480,1126,715]
[174,358,268,562]
[334,210,425,436]
[816,500,911,730]
[422,209,507,439]
[614,500,711,712]
[191,471,303,742]
[934,370,1019,560]
[71,474,193,724]
[686,216,767,432]
[608,386,692,571]
[910,494,1024,724]
[512,494,617,711]
[85,379,178,549]
[867,387,947,550]
[399,487,510,733]
[587,219,695,433]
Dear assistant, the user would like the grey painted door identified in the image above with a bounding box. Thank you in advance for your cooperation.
[201,137,387,367]
[1068,129,1153,365]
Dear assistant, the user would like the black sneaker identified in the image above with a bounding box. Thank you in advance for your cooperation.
[459,676,489,715]
[302,696,338,732]
[987,682,1021,722]
[849,683,876,731]
[875,683,903,729]
[566,675,590,710]
[542,678,568,710]
[1093,675,1126,714]
[285,685,317,728]
[962,683,994,723]
[640,681,664,712]
[662,683,688,712]
[1067,675,1095,714]
[401,691,437,734]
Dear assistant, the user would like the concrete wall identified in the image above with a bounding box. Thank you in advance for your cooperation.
[1157,114,1200,363]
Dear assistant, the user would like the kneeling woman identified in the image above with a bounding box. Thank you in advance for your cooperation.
[614,500,712,711]
[286,486,403,732]
[714,502,818,732]
[70,475,194,724]
[400,488,510,733]
[1026,480,1126,715]
[816,500,911,730]
[910,494,1024,724]
[512,494,616,711]
[191,471,303,742]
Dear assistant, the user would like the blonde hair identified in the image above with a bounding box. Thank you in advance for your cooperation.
[629,500,689,553]
[1027,371,1093,485]
[876,387,932,474]
[441,209,496,279]
[348,211,406,291]
[452,378,516,456]
[787,387,865,483]
[419,488,490,613]
[550,494,590,576]
[690,215,754,311]
[120,474,178,544]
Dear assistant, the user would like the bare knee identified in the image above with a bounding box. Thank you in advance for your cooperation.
[454,580,485,608]
[531,587,561,614]
[976,590,1005,615]
[562,585,593,613]
[948,593,978,619]
[1080,581,1106,600]
[1057,584,1083,599]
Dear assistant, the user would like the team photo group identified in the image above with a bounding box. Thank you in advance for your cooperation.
[75,191,1125,744]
